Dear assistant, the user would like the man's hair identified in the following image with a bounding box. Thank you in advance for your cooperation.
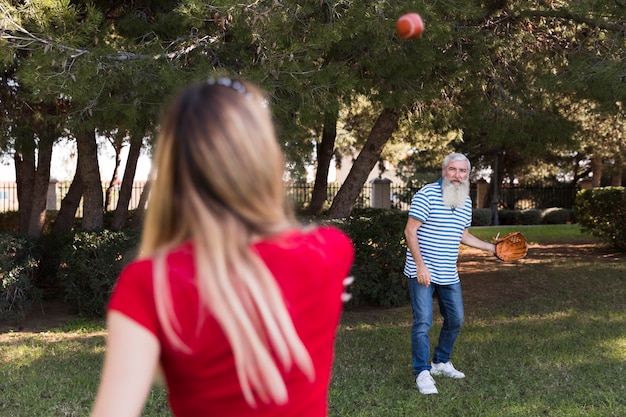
[140,79,313,407]
[442,153,471,172]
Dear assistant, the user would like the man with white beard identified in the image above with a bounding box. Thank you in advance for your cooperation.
[404,153,496,395]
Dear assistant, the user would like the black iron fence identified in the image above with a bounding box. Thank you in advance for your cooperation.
[286,182,577,211]
[0,181,577,213]
[498,184,578,210]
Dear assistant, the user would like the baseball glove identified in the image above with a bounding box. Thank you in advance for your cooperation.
[494,232,528,262]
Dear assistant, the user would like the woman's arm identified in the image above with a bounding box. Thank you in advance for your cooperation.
[91,311,160,417]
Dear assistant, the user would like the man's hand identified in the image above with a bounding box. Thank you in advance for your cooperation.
[416,264,432,287]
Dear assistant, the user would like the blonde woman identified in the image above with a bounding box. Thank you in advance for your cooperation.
[91,78,354,417]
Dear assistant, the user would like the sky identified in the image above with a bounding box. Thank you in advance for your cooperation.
[0,140,152,182]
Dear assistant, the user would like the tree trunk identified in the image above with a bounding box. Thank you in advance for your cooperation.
[590,156,603,188]
[130,178,151,229]
[328,108,399,219]
[51,162,83,235]
[14,149,36,234]
[26,135,54,238]
[77,130,103,230]
[111,135,142,230]
[482,181,494,210]
[308,111,337,215]
[611,153,623,186]
[104,145,123,211]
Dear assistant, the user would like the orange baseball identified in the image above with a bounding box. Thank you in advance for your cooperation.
[396,13,424,39]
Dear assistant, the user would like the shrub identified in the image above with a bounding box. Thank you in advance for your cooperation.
[542,207,573,224]
[326,209,409,308]
[0,211,72,234]
[0,234,41,319]
[498,209,523,225]
[521,209,542,225]
[576,187,626,250]
[472,209,492,226]
[58,229,141,317]
[0,211,20,233]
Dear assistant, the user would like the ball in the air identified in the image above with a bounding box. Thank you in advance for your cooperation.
[396,13,424,39]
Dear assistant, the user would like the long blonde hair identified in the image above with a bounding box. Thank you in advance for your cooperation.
[140,78,314,406]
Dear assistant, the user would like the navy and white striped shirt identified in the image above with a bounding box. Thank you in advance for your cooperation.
[403,179,472,285]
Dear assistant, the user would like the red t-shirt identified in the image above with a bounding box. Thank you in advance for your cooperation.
[108,227,354,417]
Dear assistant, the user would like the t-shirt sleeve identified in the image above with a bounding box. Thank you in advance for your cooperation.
[408,190,430,223]
[316,226,354,277]
[107,259,160,337]
[465,198,473,229]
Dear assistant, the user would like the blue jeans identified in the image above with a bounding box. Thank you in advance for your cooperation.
[408,278,464,376]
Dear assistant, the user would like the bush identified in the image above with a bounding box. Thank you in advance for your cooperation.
[58,229,141,317]
[326,209,409,308]
[542,207,573,225]
[521,209,542,225]
[498,209,523,225]
[0,234,41,319]
[472,209,492,226]
[576,187,626,250]
[0,211,73,234]
[0,211,20,233]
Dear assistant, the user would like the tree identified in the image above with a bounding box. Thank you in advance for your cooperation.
[1,0,189,231]
[2,0,625,226]
[328,108,400,217]
[308,109,338,215]
[111,134,144,229]
[102,130,125,212]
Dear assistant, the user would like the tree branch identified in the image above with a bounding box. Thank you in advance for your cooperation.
[521,9,626,32]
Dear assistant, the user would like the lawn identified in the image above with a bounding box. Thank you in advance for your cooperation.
[1,225,624,416]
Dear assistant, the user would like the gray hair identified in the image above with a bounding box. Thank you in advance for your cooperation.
[442,153,471,172]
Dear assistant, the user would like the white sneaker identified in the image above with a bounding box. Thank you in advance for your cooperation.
[416,370,438,394]
[430,361,465,379]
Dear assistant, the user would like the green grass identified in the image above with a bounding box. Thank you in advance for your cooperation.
[468,224,595,245]
[1,225,624,416]
[0,323,171,416]
[331,225,626,417]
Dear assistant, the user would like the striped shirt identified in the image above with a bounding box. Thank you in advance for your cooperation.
[403,179,472,285]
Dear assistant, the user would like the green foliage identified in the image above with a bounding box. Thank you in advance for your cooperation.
[497,207,574,226]
[327,209,409,308]
[521,208,542,225]
[472,208,492,226]
[0,233,41,319]
[58,229,141,317]
[541,207,574,225]
[3,0,626,224]
[497,209,524,225]
[0,211,77,235]
[0,211,20,233]
[576,187,626,250]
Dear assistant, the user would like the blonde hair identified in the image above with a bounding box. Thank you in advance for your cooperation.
[140,79,313,406]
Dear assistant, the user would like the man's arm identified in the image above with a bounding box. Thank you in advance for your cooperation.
[404,217,431,287]
[461,229,496,254]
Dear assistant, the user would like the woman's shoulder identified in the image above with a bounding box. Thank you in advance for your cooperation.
[120,242,194,277]
[260,225,353,265]
[265,225,351,247]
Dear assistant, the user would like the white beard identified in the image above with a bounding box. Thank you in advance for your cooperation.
[442,178,470,209]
